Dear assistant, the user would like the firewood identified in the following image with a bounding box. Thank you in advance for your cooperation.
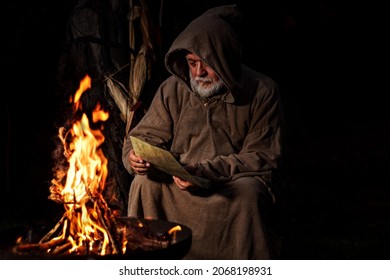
[85,188,120,255]
[14,237,65,253]
[39,214,67,243]
[51,242,72,255]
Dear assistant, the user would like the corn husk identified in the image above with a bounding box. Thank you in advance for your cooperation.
[130,43,147,100]
[105,75,130,122]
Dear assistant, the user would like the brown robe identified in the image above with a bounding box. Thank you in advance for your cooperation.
[122,5,284,259]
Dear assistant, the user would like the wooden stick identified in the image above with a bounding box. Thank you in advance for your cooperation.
[15,237,65,252]
[51,242,73,255]
[39,214,67,243]
[85,188,119,255]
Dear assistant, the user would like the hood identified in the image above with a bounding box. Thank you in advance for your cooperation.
[165,5,243,99]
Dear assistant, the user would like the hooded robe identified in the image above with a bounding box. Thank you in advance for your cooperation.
[122,5,284,259]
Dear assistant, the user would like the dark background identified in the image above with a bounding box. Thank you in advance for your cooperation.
[2,0,388,259]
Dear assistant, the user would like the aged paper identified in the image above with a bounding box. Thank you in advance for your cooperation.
[130,136,210,189]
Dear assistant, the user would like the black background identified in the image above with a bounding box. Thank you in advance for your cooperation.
[2,0,388,259]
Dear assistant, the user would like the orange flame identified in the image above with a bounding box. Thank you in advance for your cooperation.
[72,74,91,111]
[55,74,112,255]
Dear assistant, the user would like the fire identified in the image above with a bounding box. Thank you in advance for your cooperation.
[12,74,181,257]
[49,74,116,255]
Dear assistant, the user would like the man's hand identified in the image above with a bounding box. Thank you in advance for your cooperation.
[172,163,203,191]
[172,176,199,192]
[129,149,151,175]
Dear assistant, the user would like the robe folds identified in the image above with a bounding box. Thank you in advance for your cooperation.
[128,174,274,259]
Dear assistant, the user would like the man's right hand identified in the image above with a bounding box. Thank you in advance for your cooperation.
[129,149,151,175]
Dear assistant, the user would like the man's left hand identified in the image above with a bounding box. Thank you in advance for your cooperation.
[172,176,199,191]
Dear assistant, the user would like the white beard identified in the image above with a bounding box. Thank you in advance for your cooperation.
[190,75,224,98]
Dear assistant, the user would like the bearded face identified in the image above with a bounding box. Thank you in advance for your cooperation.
[189,71,224,98]
[185,52,225,98]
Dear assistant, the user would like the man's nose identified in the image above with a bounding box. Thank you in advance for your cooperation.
[195,62,207,76]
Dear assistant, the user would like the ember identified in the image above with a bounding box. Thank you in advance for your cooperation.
[11,75,182,257]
